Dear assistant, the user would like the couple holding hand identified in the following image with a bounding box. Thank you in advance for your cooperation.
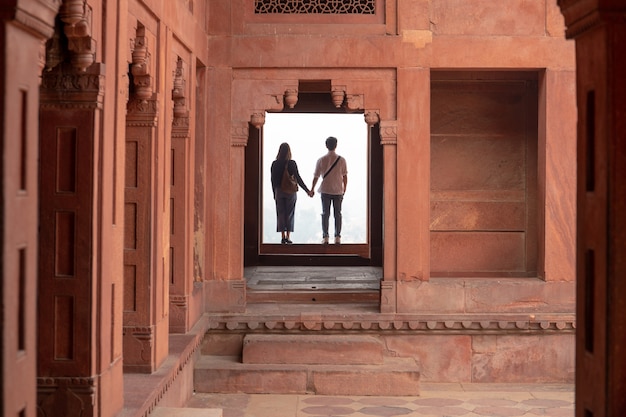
[271,137,348,245]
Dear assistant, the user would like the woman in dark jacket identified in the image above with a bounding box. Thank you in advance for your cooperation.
[271,142,312,244]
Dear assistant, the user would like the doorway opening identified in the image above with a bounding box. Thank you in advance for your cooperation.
[244,81,383,268]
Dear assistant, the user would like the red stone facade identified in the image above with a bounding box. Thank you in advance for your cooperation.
[0,1,623,417]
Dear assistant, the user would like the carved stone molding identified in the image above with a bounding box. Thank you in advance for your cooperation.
[40,62,104,108]
[126,96,158,127]
[231,122,250,147]
[379,120,398,145]
[207,314,576,334]
[37,375,96,417]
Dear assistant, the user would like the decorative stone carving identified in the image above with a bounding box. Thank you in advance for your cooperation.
[364,110,380,127]
[131,25,152,102]
[379,120,398,146]
[231,122,249,147]
[284,88,298,109]
[40,62,105,109]
[250,112,265,129]
[172,57,187,118]
[59,0,96,72]
[254,0,376,14]
[331,88,345,108]
[346,93,364,111]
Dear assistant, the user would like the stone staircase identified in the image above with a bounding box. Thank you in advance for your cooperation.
[194,334,420,396]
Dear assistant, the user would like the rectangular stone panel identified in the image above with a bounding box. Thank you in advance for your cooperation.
[124,265,137,312]
[55,127,77,193]
[431,200,526,231]
[54,295,74,360]
[124,203,137,249]
[431,135,526,192]
[431,0,545,36]
[125,140,138,187]
[430,231,526,272]
[55,211,75,277]
[431,82,526,136]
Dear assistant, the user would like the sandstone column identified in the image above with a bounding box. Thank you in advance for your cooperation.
[558,2,626,416]
[1,2,57,416]
[122,25,169,373]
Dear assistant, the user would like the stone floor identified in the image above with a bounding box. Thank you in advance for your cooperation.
[185,383,575,417]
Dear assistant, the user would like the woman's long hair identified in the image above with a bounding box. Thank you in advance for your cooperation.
[276,142,292,161]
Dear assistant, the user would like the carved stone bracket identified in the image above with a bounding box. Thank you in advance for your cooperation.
[231,122,250,147]
[172,57,190,137]
[59,0,96,72]
[364,110,380,127]
[250,112,265,129]
[284,88,298,108]
[131,25,153,102]
[379,120,398,145]
[331,86,346,108]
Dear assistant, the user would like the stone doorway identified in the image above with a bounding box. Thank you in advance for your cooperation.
[244,81,383,268]
[243,81,384,301]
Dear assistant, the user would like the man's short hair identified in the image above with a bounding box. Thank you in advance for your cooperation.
[325,136,338,150]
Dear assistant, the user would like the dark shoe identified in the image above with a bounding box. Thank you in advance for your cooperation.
[285,239,293,244]
[281,238,286,244]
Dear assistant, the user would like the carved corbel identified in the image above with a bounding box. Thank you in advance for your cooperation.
[346,94,364,112]
[250,112,265,129]
[331,86,346,108]
[364,110,380,127]
[59,0,96,72]
[131,25,152,102]
[171,57,190,134]
[172,57,187,119]
[379,120,398,146]
[284,88,298,109]
[231,122,249,147]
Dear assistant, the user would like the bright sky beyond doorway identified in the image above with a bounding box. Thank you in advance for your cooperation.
[262,113,368,244]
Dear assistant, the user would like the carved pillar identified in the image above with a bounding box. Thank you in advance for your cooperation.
[378,120,398,313]
[37,60,107,417]
[169,57,194,333]
[557,2,626,416]
[122,25,168,372]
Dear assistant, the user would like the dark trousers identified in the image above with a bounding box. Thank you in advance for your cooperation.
[321,193,343,238]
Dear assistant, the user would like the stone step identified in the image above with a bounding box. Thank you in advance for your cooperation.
[149,407,222,417]
[242,334,385,365]
[194,355,420,396]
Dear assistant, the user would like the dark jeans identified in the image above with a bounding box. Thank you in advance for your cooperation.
[275,189,297,232]
[321,193,343,238]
